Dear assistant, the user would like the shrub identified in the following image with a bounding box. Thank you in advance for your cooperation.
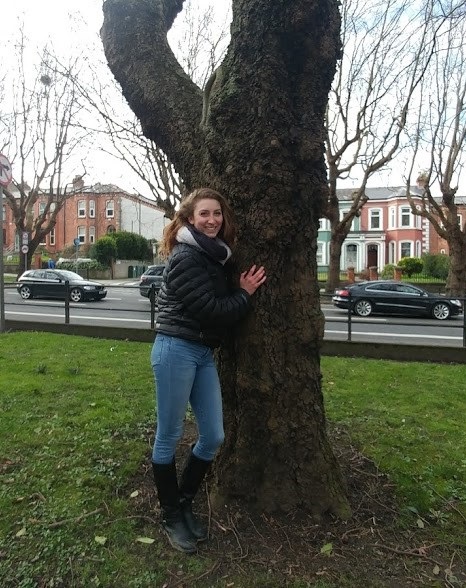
[422,253,449,280]
[92,236,118,266]
[398,257,423,277]
[381,264,396,279]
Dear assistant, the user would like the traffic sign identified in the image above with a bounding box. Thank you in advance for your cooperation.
[0,153,12,187]
[73,238,80,247]
[22,231,29,245]
[21,245,29,254]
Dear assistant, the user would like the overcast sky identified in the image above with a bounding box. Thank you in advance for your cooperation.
[2,1,456,196]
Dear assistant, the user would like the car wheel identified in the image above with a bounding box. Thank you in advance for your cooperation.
[432,302,450,320]
[20,285,33,300]
[69,288,83,303]
[353,299,373,317]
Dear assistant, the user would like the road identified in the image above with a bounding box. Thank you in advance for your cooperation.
[3,284,465,347]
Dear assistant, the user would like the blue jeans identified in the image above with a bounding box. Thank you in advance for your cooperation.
[151,334,224,464]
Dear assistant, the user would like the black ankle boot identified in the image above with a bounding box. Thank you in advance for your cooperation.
[152,461,197,554]
[179,449,212,542]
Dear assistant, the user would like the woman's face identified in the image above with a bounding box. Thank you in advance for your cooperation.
[189,198,223,238]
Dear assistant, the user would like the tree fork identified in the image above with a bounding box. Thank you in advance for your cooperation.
[102,0,350,518]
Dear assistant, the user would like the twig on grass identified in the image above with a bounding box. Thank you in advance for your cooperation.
[45,508,103,529]
[370,543,443,567]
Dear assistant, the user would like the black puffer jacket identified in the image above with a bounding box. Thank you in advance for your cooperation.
[155,243,250,348]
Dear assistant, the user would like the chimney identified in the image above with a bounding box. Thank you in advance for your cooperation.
[72,175,84,191]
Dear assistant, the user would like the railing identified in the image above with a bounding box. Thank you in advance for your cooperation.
[4,282,466,348]
[320,292,466,347]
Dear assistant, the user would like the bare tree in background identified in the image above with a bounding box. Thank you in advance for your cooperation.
[79,0,230,219]
[1,32,88,274]
[323,0,438,293]
[405,9,466,296]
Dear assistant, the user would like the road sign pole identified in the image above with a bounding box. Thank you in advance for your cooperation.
[0,186,5,332]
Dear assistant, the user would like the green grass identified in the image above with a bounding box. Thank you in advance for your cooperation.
[322,357,466,521]
[1,332,465,587]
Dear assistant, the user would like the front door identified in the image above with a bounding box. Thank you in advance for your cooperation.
[367,245,378,269]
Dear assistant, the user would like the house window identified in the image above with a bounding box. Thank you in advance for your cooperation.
[106,200,114,218]
[89,200,95,218]
[400,207,411,227]
[346,244,357,267]
[416,241,421,257]
[400,242,412,258]
[458,215,463,228]
[2,228,6,245]
[369,209,381,230]
[39,202,46,216]
[49,228,55,246]
[50,202,56,212]
[389,241,395,264]
[78,226,86,244]
[3,204,6,219]
[89,226,96,244]
[389,207,396,229]
[107,225,116,234]
[78,200,86,218]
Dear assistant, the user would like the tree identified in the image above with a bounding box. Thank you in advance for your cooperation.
[92,236,117,267]
[110,231,150,260]
[405,6,466,296]
[0,31,90,274]
[75,1,230,219]
[323,0,439,293]
[102,0,350,517]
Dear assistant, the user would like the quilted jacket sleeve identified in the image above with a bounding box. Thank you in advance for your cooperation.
[166,248,250,326]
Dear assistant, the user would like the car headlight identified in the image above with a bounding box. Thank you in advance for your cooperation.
[451,299,462,306]
[83,286,96,290]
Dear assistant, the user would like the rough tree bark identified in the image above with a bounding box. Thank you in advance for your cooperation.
[102,0,350,517]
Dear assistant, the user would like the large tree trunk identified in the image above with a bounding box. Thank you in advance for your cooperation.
[102,0,350,518]
[446,234,466,297]
[326,229,346,294]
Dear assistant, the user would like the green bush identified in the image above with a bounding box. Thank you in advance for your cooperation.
[422,253,449,280]
[398,257,423,277]
[381,263,396,279]
[111,231,151,261]
[57,259,107,271]
[91,236,118,266]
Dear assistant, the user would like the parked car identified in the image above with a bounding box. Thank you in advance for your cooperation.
[332,280,462,320]
[139,264,166,298]
[17,269,107,302]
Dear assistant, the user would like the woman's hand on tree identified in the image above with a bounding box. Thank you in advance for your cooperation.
[240,265,266,295]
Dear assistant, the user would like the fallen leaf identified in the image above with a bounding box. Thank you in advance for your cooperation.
[136,536,155,544]
[320,542,333,556]
[416,518,425,528]
[94,536,107,545]
[432,565,440,575]
[130,490,139,498]
[16,528,27,538]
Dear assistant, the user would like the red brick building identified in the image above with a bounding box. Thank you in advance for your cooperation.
[3,180,167,255]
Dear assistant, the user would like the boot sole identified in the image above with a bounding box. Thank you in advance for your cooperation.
[164,531,197,554]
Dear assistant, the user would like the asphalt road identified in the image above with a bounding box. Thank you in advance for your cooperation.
[3,283,465,347]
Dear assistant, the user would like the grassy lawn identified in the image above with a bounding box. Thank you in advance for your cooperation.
[1,332,465,587]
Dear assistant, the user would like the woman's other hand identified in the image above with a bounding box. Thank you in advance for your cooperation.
[240,265,266,295]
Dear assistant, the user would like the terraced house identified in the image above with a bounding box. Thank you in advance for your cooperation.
[318,185,465,274]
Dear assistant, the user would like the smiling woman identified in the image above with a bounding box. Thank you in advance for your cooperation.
[16,269,107,302]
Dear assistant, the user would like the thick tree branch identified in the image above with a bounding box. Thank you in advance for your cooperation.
[101,0,204,182]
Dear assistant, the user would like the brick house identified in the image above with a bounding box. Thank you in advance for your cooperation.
[3,179,167,255]
[318,185,431,273]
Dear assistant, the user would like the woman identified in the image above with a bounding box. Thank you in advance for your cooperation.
[151,187,266,554]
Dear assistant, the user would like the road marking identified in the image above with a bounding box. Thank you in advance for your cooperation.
[6,311,150,324]
[325,329,462,341]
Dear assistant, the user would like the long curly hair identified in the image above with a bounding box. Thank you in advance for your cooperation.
[159,188,237,257]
